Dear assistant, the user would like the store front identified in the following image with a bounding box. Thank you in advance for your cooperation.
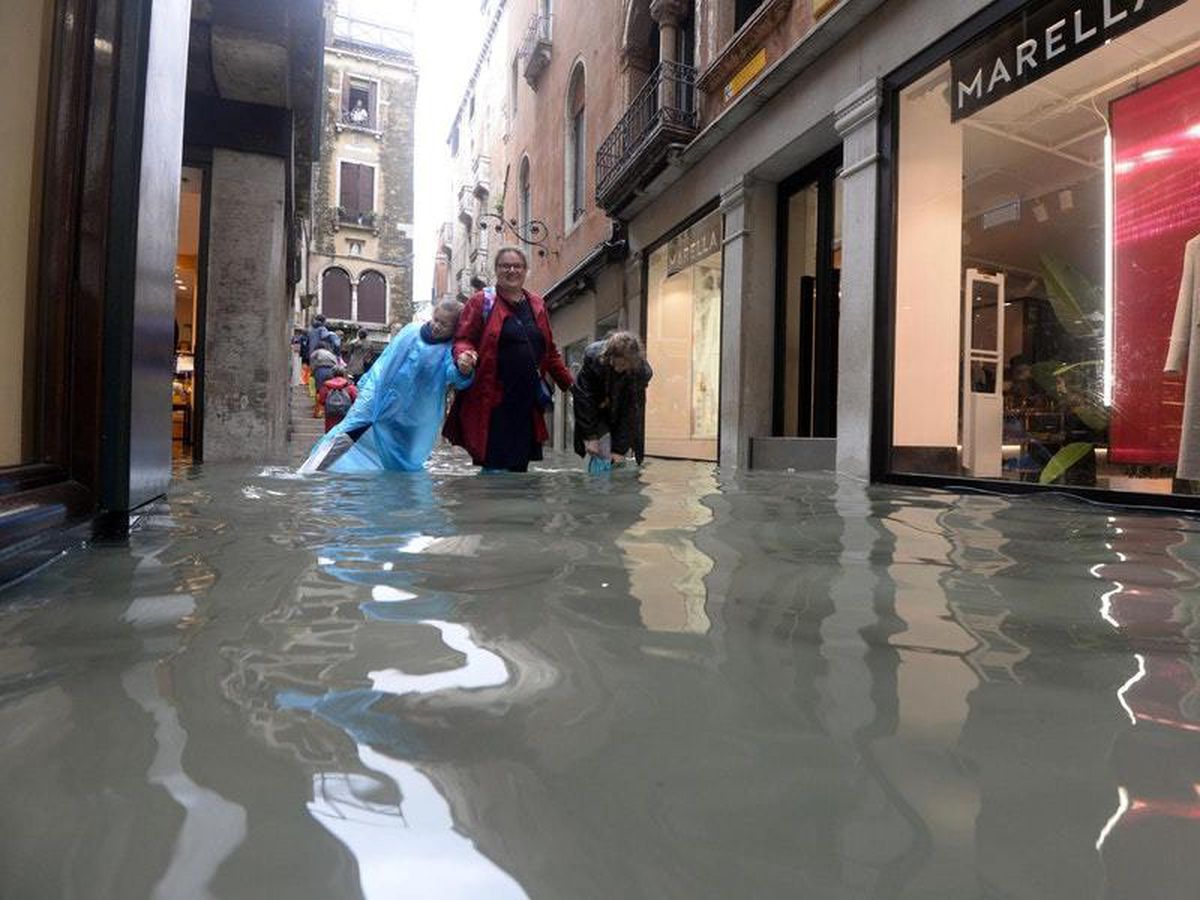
[882,0,1200,505]
[643,208,724,461]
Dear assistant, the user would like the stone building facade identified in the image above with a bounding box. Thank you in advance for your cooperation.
[308,10,418,336]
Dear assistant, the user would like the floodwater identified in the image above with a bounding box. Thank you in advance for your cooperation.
[2,453,1199,900]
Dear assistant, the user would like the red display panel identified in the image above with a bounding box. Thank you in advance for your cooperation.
[1110,64,1200,466]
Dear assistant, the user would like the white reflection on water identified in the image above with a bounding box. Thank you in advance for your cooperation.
[369,621,508,697]
[123,661,247,900]
[308,747,526,899]
[302,583,520,897]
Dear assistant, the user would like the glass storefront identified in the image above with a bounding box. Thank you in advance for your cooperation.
[645,210,723,461]
[777,153,843,438]
[0,0,54,467]
[891,0,1200,498]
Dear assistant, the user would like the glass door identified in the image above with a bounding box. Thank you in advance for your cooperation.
[775,150,843,438]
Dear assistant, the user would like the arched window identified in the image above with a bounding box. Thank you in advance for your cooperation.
[357,270,387,324]
[321,267,352,320]
[518,156,532,245]
[566,63,586,226]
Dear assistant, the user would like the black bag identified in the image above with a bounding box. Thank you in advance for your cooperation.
[325,386,353,417]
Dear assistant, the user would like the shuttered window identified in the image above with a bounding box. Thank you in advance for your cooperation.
[357,271,387,324]
[321,268,352,320]
[339,162,374,218]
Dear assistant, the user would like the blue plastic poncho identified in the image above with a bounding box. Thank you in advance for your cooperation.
[300,323,472,473]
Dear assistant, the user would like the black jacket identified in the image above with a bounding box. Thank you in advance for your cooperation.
[571,342,652,462]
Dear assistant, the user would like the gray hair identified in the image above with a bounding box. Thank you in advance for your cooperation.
[435,297,464,315]
[493,246,529,270]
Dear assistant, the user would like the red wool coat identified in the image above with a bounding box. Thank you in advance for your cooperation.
[443,289,574,464]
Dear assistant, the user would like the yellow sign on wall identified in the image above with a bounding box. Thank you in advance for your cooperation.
[724,48,767,102]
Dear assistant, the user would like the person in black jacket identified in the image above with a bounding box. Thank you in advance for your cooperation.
[571,331,652,466]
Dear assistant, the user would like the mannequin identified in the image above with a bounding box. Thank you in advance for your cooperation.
[1165,235,1200,480]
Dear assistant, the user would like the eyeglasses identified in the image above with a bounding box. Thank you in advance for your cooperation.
[497,263,526,271]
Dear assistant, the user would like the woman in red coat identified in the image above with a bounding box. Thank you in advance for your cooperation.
[444,246,573,472]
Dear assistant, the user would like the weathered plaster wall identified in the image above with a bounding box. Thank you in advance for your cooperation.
[205,150,289,461]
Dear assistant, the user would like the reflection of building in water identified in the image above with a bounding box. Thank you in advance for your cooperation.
[1092,516,1200,895]
[617,463,715,634]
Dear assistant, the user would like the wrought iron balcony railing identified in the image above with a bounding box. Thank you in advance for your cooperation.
[519,14,553,85]
[595,61,698,213]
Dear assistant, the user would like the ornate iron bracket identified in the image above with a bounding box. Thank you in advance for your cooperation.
[478,212,549,257]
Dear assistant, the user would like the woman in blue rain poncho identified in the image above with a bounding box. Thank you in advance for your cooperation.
[300,299,476,473]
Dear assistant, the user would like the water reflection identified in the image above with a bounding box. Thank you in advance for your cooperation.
[3,460,1200,898]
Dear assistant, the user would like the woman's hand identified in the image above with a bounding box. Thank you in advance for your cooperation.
[456,350,478,375]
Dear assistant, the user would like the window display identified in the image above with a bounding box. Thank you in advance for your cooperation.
[891,0,1200,497]
[645,211,723,461]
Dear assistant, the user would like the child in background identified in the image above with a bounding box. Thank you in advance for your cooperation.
[318,365,357,433]
[300,299,475,473]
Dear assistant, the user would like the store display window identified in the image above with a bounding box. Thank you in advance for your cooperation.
[645,210,723,461]
[890,0,1200,497]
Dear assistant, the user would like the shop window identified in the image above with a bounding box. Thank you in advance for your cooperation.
[321,267,352,320]
[566,64,587,225]
[645,210,723,461]
[357,270,387,324]
[890,0,1200,498]
[342,76,377,128]
[339,162,375,226]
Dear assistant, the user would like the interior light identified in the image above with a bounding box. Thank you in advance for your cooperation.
[1058,190,1074,211]
[1032,201,1050,223]
[1141,147,1173,162]
[1187,123,1200,139]
[1104,131,1115,408]
[1114,160,1136,175]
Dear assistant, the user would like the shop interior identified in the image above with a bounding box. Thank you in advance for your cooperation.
[173,166,203,462]
[777,152,843,440]
[893,2,1200,494]
[645,229,722,462]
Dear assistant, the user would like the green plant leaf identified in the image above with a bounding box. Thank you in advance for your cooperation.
[1039,442,1094,485]
[1039,254,1103,338]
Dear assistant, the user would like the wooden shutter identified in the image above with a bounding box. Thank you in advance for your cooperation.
[321,269,352,320]
[357,271,386,323]
[367,81,378,128]
[359,165,374,212]
[339,162,358,213]
[341,75,351,120]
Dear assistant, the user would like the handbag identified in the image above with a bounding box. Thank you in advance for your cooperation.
[515,305,555,411]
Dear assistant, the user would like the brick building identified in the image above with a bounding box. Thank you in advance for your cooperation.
[307,7,418,336]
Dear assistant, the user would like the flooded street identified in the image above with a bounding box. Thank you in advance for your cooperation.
[2,455,1199,899]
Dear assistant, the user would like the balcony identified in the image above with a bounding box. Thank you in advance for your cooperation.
[456,185,475,225]
[336,109,382,139]
[518,14,552,86]
[471,154,491,198]
[335,207,378,233]
[595,61,698,215]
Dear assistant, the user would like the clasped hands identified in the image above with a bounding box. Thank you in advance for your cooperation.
[456,350,478,375]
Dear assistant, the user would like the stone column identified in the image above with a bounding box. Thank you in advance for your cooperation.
[719,175,776,469]
[205,149,289,462]
[833,80,883,480]
[650,0,687,109]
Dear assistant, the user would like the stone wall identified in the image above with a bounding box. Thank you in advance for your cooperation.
[310,46,417,328]
[204,150,289,462]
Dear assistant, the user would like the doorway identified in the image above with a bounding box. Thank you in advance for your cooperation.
[775,150,843,438]
[173,165,206,462]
